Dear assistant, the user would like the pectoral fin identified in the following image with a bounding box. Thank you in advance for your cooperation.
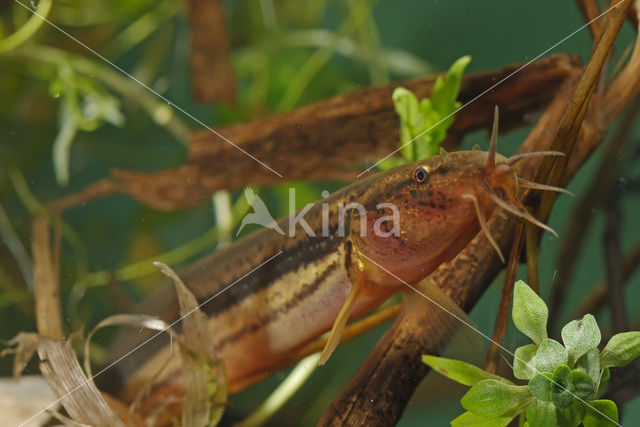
[318,279,363,366]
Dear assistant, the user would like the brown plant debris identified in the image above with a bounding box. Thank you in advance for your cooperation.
[188,0,236,105]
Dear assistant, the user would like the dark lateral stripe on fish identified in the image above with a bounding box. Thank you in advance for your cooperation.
[194,231,344,318]
[213,257,341,350]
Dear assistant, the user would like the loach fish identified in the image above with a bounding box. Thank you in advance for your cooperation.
[112,109,566,404]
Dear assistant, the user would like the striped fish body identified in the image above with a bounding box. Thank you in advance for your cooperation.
[115,150,503,398]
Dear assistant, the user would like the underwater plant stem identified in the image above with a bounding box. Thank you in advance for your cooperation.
[0,261,33,313]
[46,179,117,213]
[485,220,524,373]
[8,44,191,142]
[347,0,388,85]
[276,1,381,111]
[8,168,90,281]
[534,0,631,217]
[0,202,34,289]
[234,29,435,78]
[103,0,181,59]
[276,23,349,111]
[237,353,321,427]
[0,0,52,54]
[79,192,251,289]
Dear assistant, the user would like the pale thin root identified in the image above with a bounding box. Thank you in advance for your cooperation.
[463,194,505,263]
[507,150,565,165]
[319,279,362,365]
[517,177,575,196]
[486,106,499,171]
[483,187,559,238]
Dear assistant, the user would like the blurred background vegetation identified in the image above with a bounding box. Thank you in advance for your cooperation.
[1,0,639,425]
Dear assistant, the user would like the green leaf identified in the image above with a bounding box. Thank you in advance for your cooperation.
[531,339,568,373]
[556,400,586,427]
[461,380,531,418]
[450,411,513,427]
[525,400,556,427]
[392,87,422,162]
[599,331,640,368]
[596,368,610,398]
[430,55,471,115]
[384,56,471,169]
[528,372,554,402]
[570,369,595,399]
[513,344,538,380]
[550,365,574,409]
[512,281,548,345]
[561,314,601,367]
[583,400,619,427]
[421,355,513,386]
[376,157,406,171]
[576,348,600,387]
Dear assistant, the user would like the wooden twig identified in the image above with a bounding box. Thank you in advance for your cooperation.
[47,179,116,214]
[549,97,640,330]
[527,0,633,292]
[187,0,236,104]
[599,2,640,125]
[45,55,583,212]
[485,220,524,374]
[32,216,63,339]
[534,0,631,190]
[575,0,604,42]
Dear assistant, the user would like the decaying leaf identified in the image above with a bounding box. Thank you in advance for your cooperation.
[82,313,179,421]
[154,261,228,426]
[3,333,125,426]
[83,314,172,379]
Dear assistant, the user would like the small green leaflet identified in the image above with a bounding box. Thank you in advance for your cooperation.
[379,55,470,169]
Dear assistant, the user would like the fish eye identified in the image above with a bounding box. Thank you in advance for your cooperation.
[412,166,429,183]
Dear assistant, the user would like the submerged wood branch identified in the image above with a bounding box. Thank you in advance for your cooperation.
[47,54,582,212]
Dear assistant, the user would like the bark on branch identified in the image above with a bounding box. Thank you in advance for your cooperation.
[48,54,582,212]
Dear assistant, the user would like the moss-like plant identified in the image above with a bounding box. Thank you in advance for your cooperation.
[422,280,640,426]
